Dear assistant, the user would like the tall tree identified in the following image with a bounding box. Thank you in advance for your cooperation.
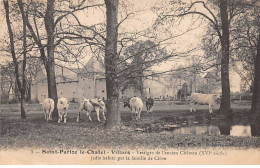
[218,0,231,115]
[251,31,260,119]
[4,0,27,119]
[104,0,121,130]
[44,0,59,117]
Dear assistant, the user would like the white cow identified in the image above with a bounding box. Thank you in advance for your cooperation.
[190,93,219,113]
[77,98,106,122]
[57,97,69,123]
[126,97,143,121]
[42,98,54,121]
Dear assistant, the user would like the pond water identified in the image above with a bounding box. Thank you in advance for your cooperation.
[168,125,252,137]
[135,122,260,137]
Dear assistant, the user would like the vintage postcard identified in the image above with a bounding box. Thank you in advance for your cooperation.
[0,0,259,165]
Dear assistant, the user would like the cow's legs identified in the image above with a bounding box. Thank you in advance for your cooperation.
[190,101,196,112]
[134,107,139,121]
[138,110,141,120]
[49,110,53,120]
[209,104,213,113]
[131,113,134,121]
[58,112,62,123]
[135,113,139,121]
[64,110,67,123]
[146,105,149,113]
[77,111,80,122]
[44,109,47,120]
[190,102,193,112]
[77,111,81,122]
[86,111,92,121]
[102,109,106,121]
[46,110,49,121]
[48,109,52,121]
[95,106,101,122]
[77,106,84,122]
[150,106,153,112]
[134,113,137,121]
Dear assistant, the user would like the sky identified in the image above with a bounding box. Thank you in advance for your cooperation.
[0,0,242,92]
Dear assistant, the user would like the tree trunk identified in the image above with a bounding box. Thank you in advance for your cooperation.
[26,83,32,103]
[219,0,231,116]
[251,31,260,121]
[104,0,121,131]
[45,63,58,116]
[251,122,260,136]
[5,0,26,119]
[20,90,26,119]
[139,76,144,99]
[19,0,27,119]
[18,0,27,118]
[44,0,58,117]
[218,121,231,135]
[1,69,5,104]
[14,81,20,101]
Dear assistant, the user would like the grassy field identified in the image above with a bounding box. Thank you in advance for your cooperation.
[0,100,259,150]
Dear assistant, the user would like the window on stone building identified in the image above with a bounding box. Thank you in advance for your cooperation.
[102,90,104,93]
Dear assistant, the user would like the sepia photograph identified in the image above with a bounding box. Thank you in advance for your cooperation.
[0,0,259,165]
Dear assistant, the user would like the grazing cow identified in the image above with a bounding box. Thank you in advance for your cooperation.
[57,97,69,123]
[124,97,143,121]
[77,98,106,122]
[190,93,219,113]
[42,98,54,121]
[145,97,154,113]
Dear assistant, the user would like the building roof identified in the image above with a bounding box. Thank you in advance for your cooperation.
[34,56,105,84]
[79,56,105,74]
[55,66,78,82]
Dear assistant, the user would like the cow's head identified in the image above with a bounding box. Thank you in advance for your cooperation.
[214,94,221,103]
[123,102,130,108]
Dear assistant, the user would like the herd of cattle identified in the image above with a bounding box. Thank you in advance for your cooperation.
[42,93,220,123]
